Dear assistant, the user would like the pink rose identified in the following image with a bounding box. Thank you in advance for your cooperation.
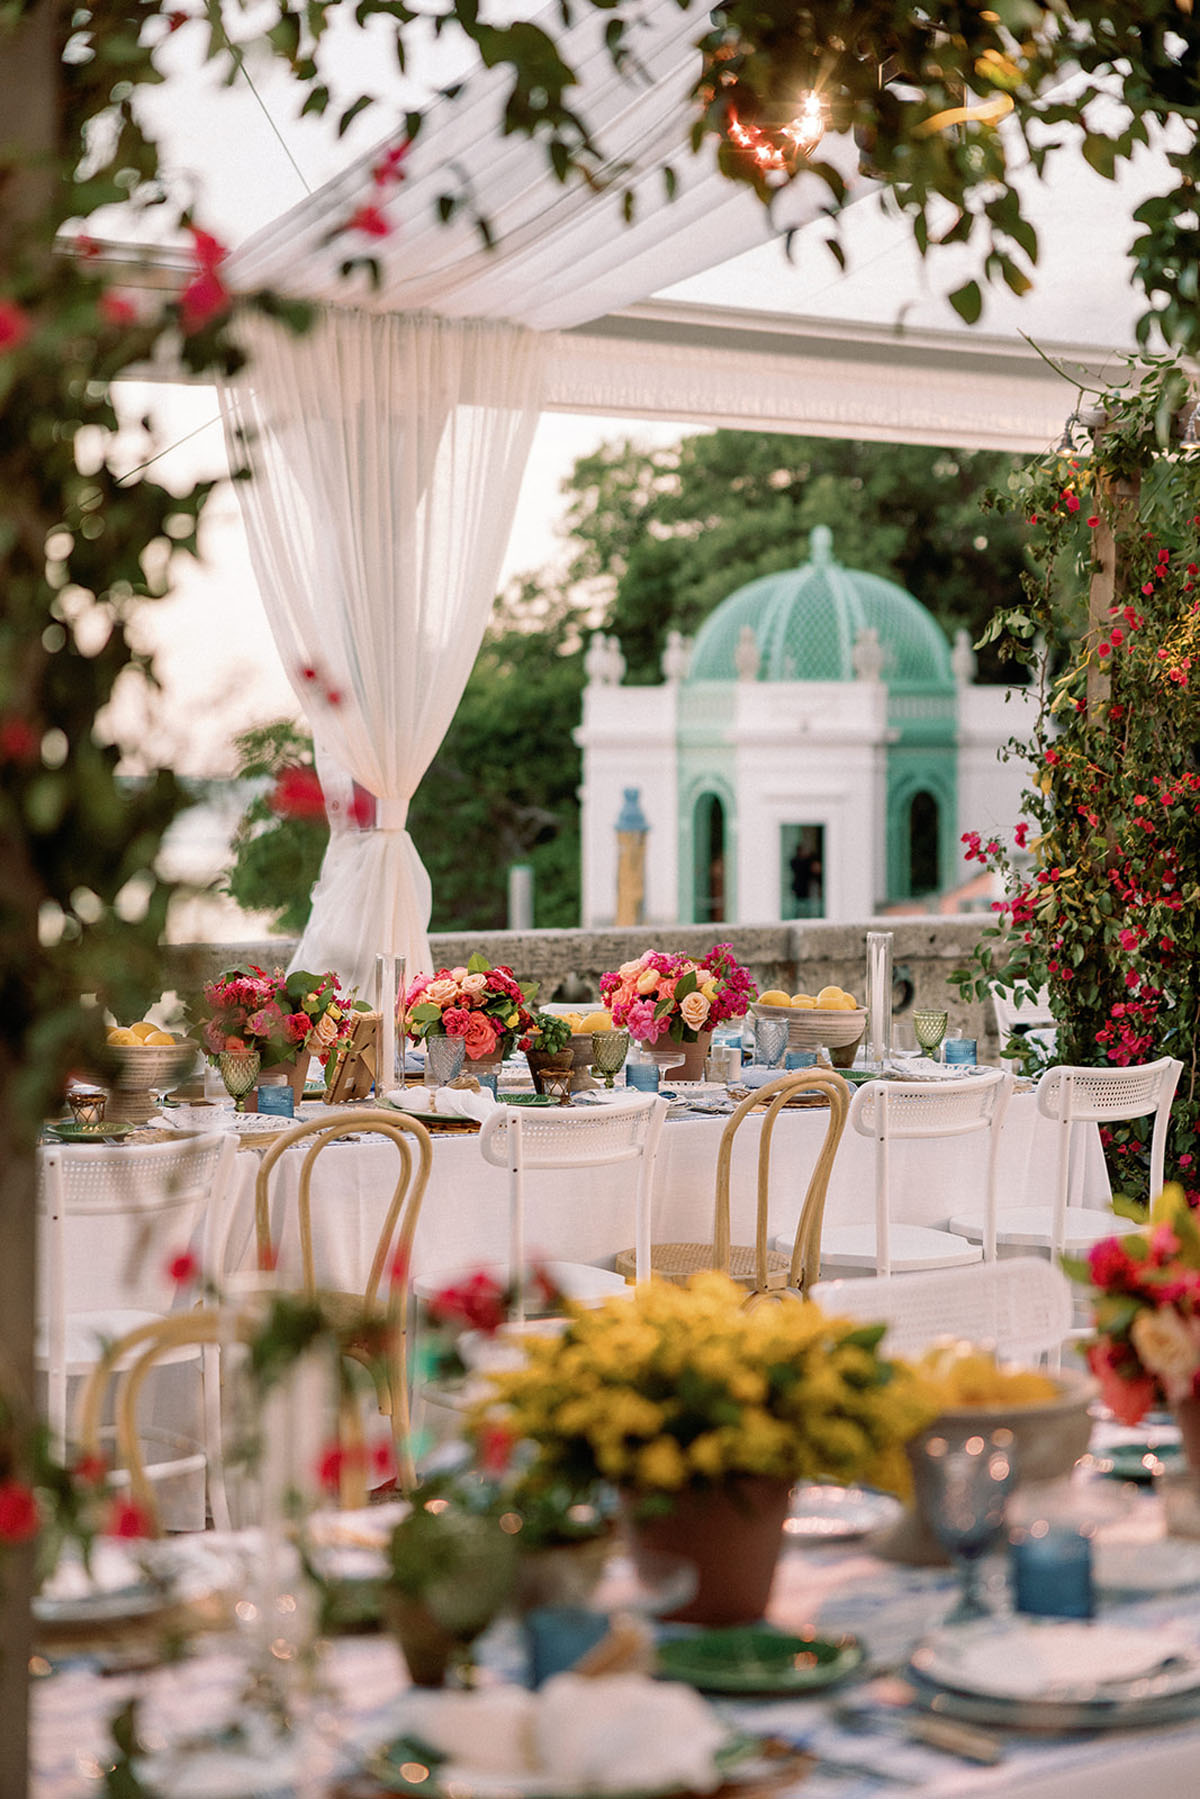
[463,1012,499,1059]
[618,958,646,980]
[443,1007,470,1037]
[626,999,660,1041]
[310,1010,339,1048]
[679,990,711,1032]
[246,1002,284,1037]
[460,971,489,998]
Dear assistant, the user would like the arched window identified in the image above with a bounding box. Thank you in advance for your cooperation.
[909,790,941,894]
[693,793,726,923]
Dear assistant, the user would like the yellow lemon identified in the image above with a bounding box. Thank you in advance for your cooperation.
[144,1029,176,1046]
[839,994,860,1010]
[581,1010,613,1032]
[816,985,846,1007]
[792,996,817,1009]
[107,1027,138,1045]
[130,1021,158,1041]
[758,989,793,1008]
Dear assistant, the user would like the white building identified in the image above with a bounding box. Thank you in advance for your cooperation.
[576,526,1036,927]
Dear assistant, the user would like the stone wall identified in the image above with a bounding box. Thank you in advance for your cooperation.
[162,915,1000,1051]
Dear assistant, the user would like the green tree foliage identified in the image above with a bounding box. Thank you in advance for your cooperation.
[223,722,329,936]
[563,431,1030,685]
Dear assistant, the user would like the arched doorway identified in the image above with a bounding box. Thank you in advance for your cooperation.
[908,790,941,895]
[693,792,726,923]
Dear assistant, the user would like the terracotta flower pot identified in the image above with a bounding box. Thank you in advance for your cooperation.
[525,1048,576,1099]
[622,1475,791,1625]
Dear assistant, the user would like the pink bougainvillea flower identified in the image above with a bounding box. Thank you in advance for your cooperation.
[99,290,138,326]
[0,1481,39,1544]
[269,766,325,821]
[372,140,411,186]
[179,269,229,333]
[0,298,31,353]
[346,204,390,238]
[167,1249,199,1285]
[107,1498,153,1539]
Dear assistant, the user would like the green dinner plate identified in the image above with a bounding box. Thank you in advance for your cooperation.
[1100,1440,1185,1482]
[655,1626,864,1695]
[45,1120,135,1143]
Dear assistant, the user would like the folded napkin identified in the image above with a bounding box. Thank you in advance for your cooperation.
[385,1085,498,1124]
[398,1675,728,1794]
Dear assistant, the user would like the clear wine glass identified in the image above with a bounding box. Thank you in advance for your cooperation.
[913,1427,1017,1623]
[889,1020,923,1070]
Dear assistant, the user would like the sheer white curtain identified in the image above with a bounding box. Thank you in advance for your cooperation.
[220,307,545,992]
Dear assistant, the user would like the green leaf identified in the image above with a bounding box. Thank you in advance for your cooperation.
[948,280,982,324]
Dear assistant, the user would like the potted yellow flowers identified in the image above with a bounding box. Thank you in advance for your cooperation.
[474,1273,939,1624]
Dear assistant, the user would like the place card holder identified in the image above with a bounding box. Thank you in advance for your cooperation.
[324,1012,381,1103]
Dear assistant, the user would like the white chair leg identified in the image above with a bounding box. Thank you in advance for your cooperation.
[202,1342,231,1532]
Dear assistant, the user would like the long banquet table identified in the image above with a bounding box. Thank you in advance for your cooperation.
[208,1087,1111,1293]
[31,1453,1200,1799]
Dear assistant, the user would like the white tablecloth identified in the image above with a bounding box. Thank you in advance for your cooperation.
[215,1091,1111,1292]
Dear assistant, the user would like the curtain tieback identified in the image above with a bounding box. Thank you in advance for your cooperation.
[374,797,410,832]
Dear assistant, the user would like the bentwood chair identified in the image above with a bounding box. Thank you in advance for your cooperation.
[812,1257,1074,1364]
[248,1108,433,1490]
[618,1069,850,1302]
[804,1068,1012,1277]
[74,1306,385,1529]
[950,1056,1183,1259]
[37,1132,237,1492]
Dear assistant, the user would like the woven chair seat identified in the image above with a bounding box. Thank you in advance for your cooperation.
[614,1243,789,1290]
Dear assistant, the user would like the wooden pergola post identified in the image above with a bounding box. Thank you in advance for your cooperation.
[0,4,59,1787]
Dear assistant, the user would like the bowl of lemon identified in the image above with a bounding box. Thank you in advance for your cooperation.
[556,1009,615,1090]
[751,986,867,1055]
[104,1023,200,1122]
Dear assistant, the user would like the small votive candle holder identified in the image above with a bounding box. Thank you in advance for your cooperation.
[68,1090,106,1128]
[257,1081,295,1117]
[625,1059,659,1093]
[1009,1521,1094,1619]
[784,1049,817,1070]
[475,1068,499,1098]
[944,1037,978,1065]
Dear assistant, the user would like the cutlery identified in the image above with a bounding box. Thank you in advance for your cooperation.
[832,1700,1005,1765]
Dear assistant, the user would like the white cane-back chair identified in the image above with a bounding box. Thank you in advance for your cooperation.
[991,984,1058,1070]
[38,1132,237,1473]
[800,1068,1013,1278]
[950,1056,1182,1258]
[812,1258,1074,1363]
[413,1094,668,1321]
[617,1070,850,1300]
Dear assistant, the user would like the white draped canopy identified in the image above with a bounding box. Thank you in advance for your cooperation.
[220,309,544,990]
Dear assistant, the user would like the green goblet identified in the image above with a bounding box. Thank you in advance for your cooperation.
[590,1029,630,1089]
[217,1049,261,1111]
[911,1010,948,1057]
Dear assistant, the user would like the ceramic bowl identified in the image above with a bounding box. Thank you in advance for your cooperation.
[751,1001,867,1052]
[107,1039,200,1091]
[873,1366,1099,1565]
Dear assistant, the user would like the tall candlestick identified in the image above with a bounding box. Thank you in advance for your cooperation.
[377,953,396,1095]
[866,931,893,1069]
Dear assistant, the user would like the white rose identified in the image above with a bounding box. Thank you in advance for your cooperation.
[1131,1308,1200,1398]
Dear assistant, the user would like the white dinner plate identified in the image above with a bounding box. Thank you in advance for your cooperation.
[912,1618,1200,1703]
[783,1483,904,1542]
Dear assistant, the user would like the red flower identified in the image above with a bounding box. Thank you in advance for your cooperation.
[167,1249,199,1285]
[0,299,31,353]
[107,1498,153,1539]
[462,1012,499,1060]
[1086,515,1100,527]
[1089,1236,1137,1289]
[269,766,325,821]
[284,1011,310,1044]
[73,1454,107,1488]
[442,1007,470,1037]
[317,1444,346,1493]
[179,269,229,333]
[479,1424,514,1477]
[0,716,38,764]
[346,204,390,238]
[1062,491,1080,513]
[189,227,227,273]
[0,1482,39,1544]
[99,291,138,326]
[372,141,411,186]
[427,1270,506,1334]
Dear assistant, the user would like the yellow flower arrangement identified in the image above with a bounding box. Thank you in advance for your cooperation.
[474,1273,941,1500]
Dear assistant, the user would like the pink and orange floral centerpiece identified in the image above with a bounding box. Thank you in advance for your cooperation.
[405,954,537,1066]
[1068,1183,1200,1465]
[599,943,756,1079]
[198,965,361,1102]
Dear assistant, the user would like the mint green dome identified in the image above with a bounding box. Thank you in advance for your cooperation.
[686,525,953,689]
